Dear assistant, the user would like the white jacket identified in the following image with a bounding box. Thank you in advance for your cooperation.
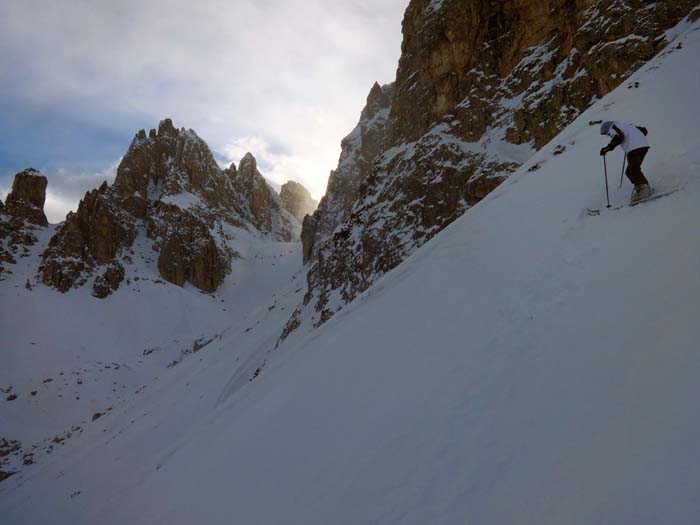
[607,122,649,153]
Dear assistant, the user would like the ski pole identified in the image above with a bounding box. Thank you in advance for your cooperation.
[618,155,626,188]
[603,155,611,208]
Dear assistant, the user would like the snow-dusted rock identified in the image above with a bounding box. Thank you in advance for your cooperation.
[40,181,135,295]
[300,81,393,264]
[0,169,49,277]
[230,153,299,242]
[40,119,301,297]
[155,208,224,293]
[3,169,48,227]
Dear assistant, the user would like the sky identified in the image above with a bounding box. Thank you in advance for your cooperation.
[0,0,407,223]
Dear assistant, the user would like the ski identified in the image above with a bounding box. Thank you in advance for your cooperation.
[612,189,678,210]
[586,188,679,216]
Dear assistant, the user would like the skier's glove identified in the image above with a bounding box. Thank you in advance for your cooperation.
[600,147,610,156]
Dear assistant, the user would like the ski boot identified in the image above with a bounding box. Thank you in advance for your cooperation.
[631,183,652,204]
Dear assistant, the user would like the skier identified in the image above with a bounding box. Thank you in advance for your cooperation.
[600,121,651,203]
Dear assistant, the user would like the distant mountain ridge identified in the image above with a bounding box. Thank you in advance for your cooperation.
[1,119,316,297]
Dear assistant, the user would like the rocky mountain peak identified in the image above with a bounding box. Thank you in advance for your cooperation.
[279,181,318,223]
[112,118,231,220]
[365,81,391,114]
[1,169,49,276]
[157,118,178,137]
[238,152,257,173]
[40,119,300,298]
[225,161,238,177]
[300,81,394,264]
[230,152,288,236]
[3,168,48,227]
[360,82,393,125]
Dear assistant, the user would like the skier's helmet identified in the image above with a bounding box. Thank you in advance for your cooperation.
[600,121,613,135]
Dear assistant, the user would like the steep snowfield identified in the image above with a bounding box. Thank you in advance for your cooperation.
[2,19,700,525]
[0,226,305,475]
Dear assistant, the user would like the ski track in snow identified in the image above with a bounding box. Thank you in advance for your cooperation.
[2,18,700,525]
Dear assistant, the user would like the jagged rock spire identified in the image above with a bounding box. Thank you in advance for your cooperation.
[41,119,300,298]
[4,169,48,226]
[0,168,49,276]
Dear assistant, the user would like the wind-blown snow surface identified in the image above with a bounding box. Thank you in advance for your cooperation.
[3,20,700,525]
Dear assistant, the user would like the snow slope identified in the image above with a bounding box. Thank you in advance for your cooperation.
[0,224,305,475]
[2,19,700,525]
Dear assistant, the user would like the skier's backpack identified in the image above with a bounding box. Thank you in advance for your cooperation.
[636,125,649,136]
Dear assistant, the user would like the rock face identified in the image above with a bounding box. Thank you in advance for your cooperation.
[229,153,298,241]
[0,169,49,277]
[301,82,393,263]
[3,169,48,227]
[40,119,300,297]
[40,180,136,295]
[285,0,698,336]
[279,181,317,224]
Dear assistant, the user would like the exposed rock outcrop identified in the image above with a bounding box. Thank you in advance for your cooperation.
[155,207,224,292]
[279,181,317,224]
[0,169,49,277]
[285,0,698,336]
[40,181,135,294]
[3,169,48,227]
[40,119,300,297]
[229,153,300,242]
[300,82,393,263]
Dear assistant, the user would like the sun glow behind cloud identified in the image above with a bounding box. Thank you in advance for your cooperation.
[0,0,407,222]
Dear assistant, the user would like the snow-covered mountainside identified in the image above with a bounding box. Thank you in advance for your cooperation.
[2,15,699,524]
[289,0,698,336]
[1,221,305,483]
[0,121,315,482]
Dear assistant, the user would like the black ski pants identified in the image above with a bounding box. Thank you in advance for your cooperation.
[626,147,650,186]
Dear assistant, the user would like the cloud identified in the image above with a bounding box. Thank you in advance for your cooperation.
[43,161,122,223]
[218,136,321,195]
[0,0,407,212]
